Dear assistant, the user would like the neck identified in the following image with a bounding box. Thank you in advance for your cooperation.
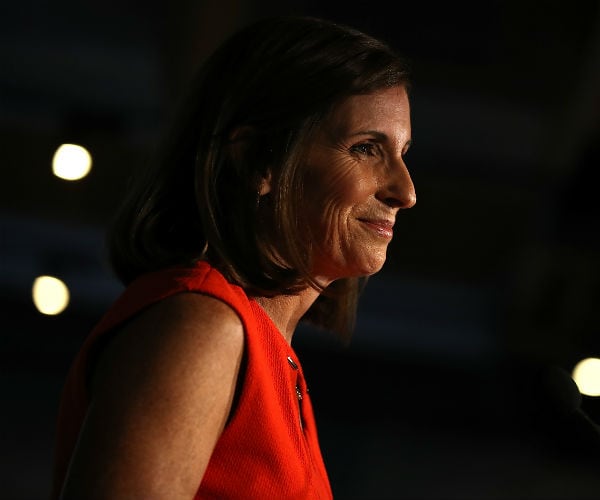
[252,287,321,344]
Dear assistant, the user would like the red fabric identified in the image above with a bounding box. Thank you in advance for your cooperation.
[51,261,333,499]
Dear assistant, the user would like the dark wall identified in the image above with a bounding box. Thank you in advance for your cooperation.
[1,1,599,498]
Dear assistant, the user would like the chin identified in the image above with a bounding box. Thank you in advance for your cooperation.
[348,256,387,278]
[313,246,388,280]
[361,251,388,274]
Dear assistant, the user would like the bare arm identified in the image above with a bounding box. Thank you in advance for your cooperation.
[59,293,244,499]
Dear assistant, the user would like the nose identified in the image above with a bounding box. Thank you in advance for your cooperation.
[377,156,416,209]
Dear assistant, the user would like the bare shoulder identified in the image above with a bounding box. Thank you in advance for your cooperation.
[116,291,244,347]
[88,292,246,437]
[61,293,245,499]
[93,292,245,390]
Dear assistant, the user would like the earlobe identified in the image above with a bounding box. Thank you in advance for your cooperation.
[228,126,272,196]
[258,171,272,196]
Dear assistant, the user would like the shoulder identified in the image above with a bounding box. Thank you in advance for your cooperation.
[93,292,245,392]
[132,290,245,340]
[60,292,246,497]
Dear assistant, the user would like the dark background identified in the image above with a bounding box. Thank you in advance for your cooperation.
[2,1,600,498]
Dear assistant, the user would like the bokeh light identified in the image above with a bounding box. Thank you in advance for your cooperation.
[32,275,70,315]
[52,143,92,180]
[572,358,600,397]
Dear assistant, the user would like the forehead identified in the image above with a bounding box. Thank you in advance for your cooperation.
[325,86,411,134]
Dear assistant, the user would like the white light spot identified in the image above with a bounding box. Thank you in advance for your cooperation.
[32,275,70,315]
[572,358,600,397]
[52,144,92,180]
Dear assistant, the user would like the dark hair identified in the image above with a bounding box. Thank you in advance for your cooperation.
[107,15,410,341]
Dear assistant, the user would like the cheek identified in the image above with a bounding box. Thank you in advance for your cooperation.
[308,156,372,206]
[305,171,373,242]
[302,148,378,241]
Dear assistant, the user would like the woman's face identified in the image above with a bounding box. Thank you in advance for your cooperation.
[302,85,416,283]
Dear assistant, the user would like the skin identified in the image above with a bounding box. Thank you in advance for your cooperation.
[60,294,245,499]
[303,85,416,284]
[258,85,415,340]
[59,85,415,498]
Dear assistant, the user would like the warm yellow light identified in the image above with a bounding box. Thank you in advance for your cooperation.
[52,143,92,180]
[32,275,70,315]
[572,358,600,397]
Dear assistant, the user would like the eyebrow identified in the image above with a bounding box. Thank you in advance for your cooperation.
[349,130,412,150]
[348,130,387,140]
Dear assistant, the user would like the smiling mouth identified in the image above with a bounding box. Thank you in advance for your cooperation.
[358,218,394,239]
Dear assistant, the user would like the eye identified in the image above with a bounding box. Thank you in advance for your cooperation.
[350,142,379,157]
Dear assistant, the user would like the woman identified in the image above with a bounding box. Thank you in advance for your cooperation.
[51,15,416,499]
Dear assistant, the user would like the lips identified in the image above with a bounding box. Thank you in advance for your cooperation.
[358,218,395,238]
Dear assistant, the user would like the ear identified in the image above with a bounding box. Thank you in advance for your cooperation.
[258,170,272,196]
[228,126,272,195]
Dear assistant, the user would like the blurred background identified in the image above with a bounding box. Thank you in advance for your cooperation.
[1,0,600,498]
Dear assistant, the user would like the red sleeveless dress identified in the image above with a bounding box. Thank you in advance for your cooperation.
[51,261,333,499]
